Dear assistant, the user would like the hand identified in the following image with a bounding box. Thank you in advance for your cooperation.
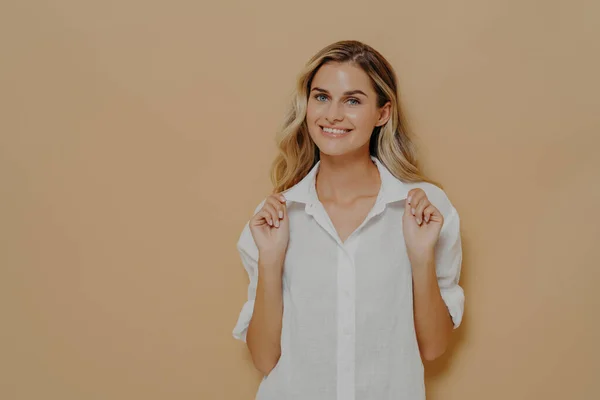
[403,188,444,265]
[249,193,290,260]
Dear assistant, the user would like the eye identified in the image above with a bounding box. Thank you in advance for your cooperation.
[312,94,360,105]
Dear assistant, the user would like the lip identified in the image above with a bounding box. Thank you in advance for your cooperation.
[320,125,352,130]
[319,125,353,138]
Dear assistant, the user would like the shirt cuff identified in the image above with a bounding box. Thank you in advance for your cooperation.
[440,286,465,329]
[232,300,255,343]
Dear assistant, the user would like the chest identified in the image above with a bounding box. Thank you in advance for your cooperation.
[283,202,411,312]
[322,195,378,243]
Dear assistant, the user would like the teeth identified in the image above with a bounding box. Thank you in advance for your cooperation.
[322,127,350,134]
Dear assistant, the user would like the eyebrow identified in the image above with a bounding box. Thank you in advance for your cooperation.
[310,87,369,97]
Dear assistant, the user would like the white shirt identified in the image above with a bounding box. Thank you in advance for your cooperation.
[233,156,465,400]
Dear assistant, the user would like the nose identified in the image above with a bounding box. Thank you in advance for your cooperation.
[325,101,344,124]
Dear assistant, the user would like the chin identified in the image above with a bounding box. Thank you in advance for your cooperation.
[318,149,348,157]
[314,143,364,158]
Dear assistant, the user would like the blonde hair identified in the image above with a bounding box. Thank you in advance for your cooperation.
[270,40,442,193]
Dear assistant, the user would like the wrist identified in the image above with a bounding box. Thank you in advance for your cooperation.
[408,249,435,268]
[258,249,286,265]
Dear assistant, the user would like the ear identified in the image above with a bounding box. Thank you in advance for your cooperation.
[375,101,392,127]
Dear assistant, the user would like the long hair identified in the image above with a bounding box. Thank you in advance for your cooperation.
[270,40,442,193]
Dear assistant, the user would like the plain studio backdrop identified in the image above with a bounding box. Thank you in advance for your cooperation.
[1,1,599,399]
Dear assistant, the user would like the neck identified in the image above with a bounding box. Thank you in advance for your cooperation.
[315,150,380,203]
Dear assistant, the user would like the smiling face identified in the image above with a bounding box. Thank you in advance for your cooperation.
[306,61,391,158]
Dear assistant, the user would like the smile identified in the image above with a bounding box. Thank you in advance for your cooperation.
[320,126,353,137]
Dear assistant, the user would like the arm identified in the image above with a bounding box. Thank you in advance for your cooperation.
[403,189,465,362]
[412,252,454,361]
[246,251,285,375]
[233,194,289,375]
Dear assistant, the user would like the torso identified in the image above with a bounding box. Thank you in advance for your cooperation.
[254,197,425,400]
[234,157,462,400]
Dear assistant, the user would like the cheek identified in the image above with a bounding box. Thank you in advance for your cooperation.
[346,109,375,131]
[306,104,315,122]
[305,104,321,139]
[306,101,322,121]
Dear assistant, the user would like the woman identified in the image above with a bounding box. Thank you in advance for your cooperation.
[233,40,465,400]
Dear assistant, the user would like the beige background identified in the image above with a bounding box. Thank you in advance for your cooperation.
[1,0,599,399]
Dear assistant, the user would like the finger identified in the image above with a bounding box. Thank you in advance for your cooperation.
[276,200,288,223]
[423,204,436,223]
[403,197,419,225]
[407,188,425,204]
[257,204,276,227]
[269,193,287,205]
[428,207,444,224]
[266,195,286,219]
[408,189,425,216]
[415,199,430,225]
[409,192,425,220]
[406,189,417,206]
[262,203,280,227]
[407,188,419,205]
[253,209,273,227]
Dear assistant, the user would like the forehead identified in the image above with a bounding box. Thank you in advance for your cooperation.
[311,62,374,94]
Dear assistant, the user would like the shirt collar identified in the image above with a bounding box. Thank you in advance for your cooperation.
[282,156,410,205]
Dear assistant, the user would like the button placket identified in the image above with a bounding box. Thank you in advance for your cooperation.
[337,244,356,400]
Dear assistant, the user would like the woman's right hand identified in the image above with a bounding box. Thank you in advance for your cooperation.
[249,193,290,259]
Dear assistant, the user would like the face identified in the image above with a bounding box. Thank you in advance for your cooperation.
[306,62,391,158]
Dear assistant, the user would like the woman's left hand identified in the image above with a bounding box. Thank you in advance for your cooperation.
[403,188,444,265]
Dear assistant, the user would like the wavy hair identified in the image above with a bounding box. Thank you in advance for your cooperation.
[270,40,441,193]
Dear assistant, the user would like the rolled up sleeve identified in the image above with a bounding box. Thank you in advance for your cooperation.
[232,202,263,342]
[435,207,465,329]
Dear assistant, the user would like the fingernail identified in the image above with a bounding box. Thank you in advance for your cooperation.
[279,210,283,219]
[275,219,279,227]
[280,195,286,203]
[407,195,412,204]
[417,218,421,225]
[411,208,415,215]
[268,219,273,226]
[425,216,429,222]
